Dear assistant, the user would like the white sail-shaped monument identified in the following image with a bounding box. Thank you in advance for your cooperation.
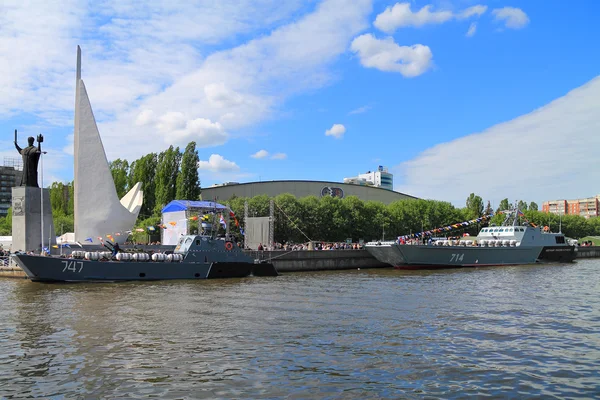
[74,46,143,245]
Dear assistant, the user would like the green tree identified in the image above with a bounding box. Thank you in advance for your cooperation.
[517,200,528,211]
[129,153,158,217]
[529,201,539,211]
[274,193,304,243]
[484,200,493,216]
[109,158,129,198]
[155,146,181,213]
[0,207,12,235]
[465,193,484,219]
[498,198,510,212]
[176,142,200,201]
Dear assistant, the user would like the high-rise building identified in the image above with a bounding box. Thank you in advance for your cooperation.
[0,158,23,218]
[542,195,600,218]
[344,166,394,191]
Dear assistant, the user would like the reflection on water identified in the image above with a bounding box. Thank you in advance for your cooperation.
[0,261,599,398]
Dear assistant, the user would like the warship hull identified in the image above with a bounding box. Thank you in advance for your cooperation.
[12,255,277,282]
[365,243,564,269]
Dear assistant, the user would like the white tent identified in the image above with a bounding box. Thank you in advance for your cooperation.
[161,200,228,245]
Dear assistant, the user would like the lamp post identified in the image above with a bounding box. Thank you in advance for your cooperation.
[40,150,47,255]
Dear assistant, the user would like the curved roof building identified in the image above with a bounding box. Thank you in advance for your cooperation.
[201,180,416,205]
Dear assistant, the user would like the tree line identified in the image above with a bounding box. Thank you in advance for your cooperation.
[2,151,600,243]
[223,193,600,244]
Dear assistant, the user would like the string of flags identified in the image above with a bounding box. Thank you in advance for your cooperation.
[398,214,494,240]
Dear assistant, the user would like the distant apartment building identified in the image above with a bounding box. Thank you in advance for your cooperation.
[344,166,394,191]
[0,158,23,218]
[542,195,600,218]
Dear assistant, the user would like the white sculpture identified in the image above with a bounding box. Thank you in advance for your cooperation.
[73,46,143,245]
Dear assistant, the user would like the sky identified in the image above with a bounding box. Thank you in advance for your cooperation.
[1,0,599,208]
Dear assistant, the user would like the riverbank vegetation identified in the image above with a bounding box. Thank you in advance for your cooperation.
[0,139,598,242]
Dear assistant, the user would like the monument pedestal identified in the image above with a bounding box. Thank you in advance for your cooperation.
[11,187,55,253]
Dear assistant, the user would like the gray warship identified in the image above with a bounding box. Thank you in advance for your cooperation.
[366,209,575,269]
[12,235,277,282]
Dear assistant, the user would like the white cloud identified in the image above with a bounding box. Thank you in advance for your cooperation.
[197,154,240,172]
[374,3,452,32]
[0,0,373,162]
[271,153,287,160]
[204,83,244,108]
[466,22,477,38]
[394,76,600,206]
[157,112,187,132]
[325,123,346,139]
[135,109,155,126]
[492,7,529,30]
[350,34,432,77]
[374,2,487,33]
[458,5,488,20]
[251,149,269,159]
[348,105,371,115]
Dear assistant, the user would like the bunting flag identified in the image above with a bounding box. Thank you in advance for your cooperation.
[169,221,177,226]
[147,226,156,231]
[126,230,132,234]
[97,236,104,241]
[115,232,121,236]
[189,216,199,221]
[85,237,93,243]
[240,228,245,236]
[219,214,227,229]
[201,214,210,222]
[397,214,494,240]
[52,244,71,249]
[135,228,145,232]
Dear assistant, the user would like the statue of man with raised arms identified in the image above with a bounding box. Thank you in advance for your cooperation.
[14,129,43,188]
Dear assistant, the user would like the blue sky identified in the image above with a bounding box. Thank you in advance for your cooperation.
[1,0,599,207]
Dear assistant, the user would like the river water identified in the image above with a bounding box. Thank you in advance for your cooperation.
[0,260,599,399]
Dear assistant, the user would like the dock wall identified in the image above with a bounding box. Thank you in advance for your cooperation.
[575,246,600,258]
[246,249,389,272]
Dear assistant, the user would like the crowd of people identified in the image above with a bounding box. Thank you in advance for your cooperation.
[255,242,364,251]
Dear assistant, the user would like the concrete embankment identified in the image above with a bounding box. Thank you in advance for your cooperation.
[575,246,600,258]
[246,249,389,272]
[0,258,27,278]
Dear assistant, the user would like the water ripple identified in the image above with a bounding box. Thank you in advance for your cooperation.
[0,261,599,398]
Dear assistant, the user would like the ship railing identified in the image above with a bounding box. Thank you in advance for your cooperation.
[0,255,19,269]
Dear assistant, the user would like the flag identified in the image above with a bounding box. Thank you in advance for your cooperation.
[189,216,199,221]
[97,236,103,241]
[240,228,245,236]
[126,230,132,234]
[52,244,71,249]
[115,232,121,236]
[75,241,84,248]
[229,211,236,218]
[169,221,177,226]
[517,210,525,216]
[135,228,145,232]
[219,214,227,229]
[148,226,156,231]
[85,237,93,243]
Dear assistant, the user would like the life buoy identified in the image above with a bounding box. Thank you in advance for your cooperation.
[225,241,234,251]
